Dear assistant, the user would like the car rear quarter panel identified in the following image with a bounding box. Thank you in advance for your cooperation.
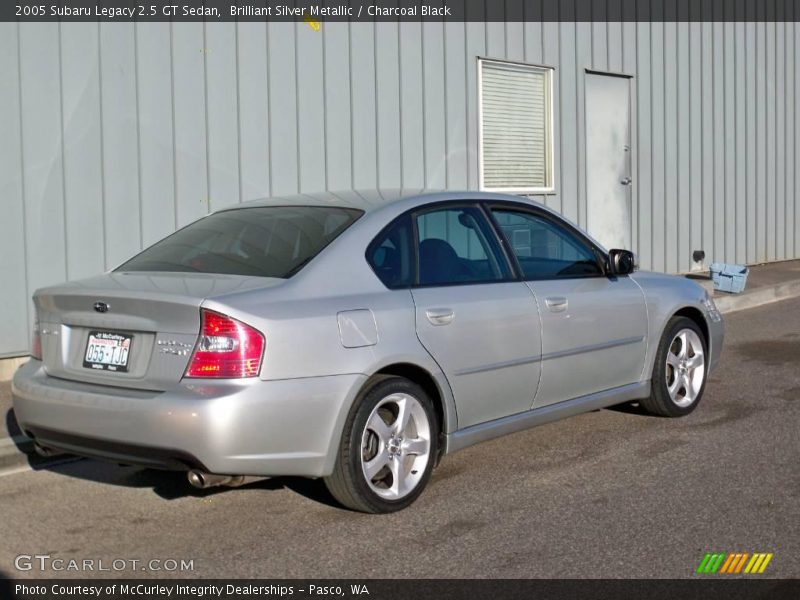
[204,284,459,435]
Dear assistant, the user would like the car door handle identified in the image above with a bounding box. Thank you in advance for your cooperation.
[425,308,455,326]
[545,297,568,312]
[620,176,633,186]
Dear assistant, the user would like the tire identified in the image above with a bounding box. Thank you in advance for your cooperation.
[324,376,439,513]
[640,316,709,417]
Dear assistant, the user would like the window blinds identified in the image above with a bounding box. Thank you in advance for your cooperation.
[480,61,551,190]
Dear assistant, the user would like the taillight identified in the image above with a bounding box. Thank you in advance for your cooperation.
[184,310,265,379]
[31,318,42,361]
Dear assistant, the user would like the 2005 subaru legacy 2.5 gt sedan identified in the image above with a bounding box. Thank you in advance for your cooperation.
[13,190,724,513]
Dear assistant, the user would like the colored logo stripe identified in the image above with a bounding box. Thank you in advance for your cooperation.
[745,553,774,574]
[696,553,726,573]
[697,552,773,574]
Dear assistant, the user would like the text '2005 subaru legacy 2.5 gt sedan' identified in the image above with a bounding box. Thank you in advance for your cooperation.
[13,190,724,513]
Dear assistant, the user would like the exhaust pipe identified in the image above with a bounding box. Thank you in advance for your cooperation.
[33,442,66,458]
[187,470,245,489]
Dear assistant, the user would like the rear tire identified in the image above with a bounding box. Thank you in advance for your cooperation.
[324,376,438,513]
[640,316,708,417]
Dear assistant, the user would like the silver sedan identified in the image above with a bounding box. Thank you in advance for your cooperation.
[12,190,724,513]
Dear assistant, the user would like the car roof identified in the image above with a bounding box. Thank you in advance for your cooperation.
[216,189,546,215]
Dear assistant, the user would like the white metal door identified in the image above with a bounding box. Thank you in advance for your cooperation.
[585,72,632,251]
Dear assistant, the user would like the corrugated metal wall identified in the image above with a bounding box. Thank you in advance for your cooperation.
[1,17,799,356]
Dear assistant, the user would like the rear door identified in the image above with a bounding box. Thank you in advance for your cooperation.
[489,205,647,408]
[409,204,542,429]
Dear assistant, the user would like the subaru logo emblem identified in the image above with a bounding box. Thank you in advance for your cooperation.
[93,302,110,313]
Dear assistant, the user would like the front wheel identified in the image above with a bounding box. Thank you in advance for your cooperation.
[324,376,438,513]
[640,316,708,417]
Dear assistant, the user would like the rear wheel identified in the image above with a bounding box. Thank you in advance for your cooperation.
[641,316,708,417]
[324,376,438,513]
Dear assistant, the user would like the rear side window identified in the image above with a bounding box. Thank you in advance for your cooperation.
[367,215,414,288]
[415,206,511,286]
[118,206,362,278]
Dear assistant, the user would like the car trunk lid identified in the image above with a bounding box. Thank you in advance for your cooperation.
[34,272,283,391]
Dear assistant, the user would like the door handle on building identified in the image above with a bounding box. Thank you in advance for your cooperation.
[425,308,455,326]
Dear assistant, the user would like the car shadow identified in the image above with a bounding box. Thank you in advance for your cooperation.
[29,455,343,508]
[604,401,652,417]
[5,408,22,438]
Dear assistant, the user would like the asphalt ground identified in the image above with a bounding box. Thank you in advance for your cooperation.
[0,297,798,580]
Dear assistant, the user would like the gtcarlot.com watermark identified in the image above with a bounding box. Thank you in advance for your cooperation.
[14,554,195,573]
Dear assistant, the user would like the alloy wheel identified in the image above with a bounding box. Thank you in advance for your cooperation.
[665,328,706,408]
[360,393,432,500]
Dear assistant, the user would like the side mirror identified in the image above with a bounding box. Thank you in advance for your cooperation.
[608,249,636,276]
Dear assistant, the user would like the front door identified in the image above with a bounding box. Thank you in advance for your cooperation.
[488,205,648,409]
[410,205,542,429]
[585,72,633,251]
[528,277,648,408]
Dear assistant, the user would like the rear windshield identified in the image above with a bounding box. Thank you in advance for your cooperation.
[117,206,362,278]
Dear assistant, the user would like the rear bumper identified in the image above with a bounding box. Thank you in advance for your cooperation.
[12,360,365,477]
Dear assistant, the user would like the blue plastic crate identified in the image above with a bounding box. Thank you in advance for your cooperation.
[709,262,749,294]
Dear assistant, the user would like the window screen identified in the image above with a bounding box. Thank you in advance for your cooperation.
[480,60,552,191]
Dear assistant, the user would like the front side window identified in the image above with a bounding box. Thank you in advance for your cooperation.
[415,206,511,286]
[491,209,603,279]
[118,206,362,278]
[479,59,554,192]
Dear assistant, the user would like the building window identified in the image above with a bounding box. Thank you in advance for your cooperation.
[479,59,554,193]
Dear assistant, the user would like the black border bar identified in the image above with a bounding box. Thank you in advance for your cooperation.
[3,0,800,23]
[2,579,800,600]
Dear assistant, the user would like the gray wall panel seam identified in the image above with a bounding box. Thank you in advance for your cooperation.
[57,22,69,280]
[169,23,178,230]
[234,24,243,203]
[294,22,301,193]
[373,20,380,189]
[97,23,108,271]
[133,23,144,250]
[348,20,355,190]
[675,21,680,271]
[463,20,469,189]
[443,18,449,189]
[398,21,404,188]
[649,21,653,271]
[202,22,210,212]
[422,21,428,187]
[776,20,780,260]
[265,20,273,197]
[322,22,329,191]
[688,19,692,269]
[16,21,31,330]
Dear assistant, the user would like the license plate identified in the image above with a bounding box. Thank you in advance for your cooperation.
[83,331,133,372]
